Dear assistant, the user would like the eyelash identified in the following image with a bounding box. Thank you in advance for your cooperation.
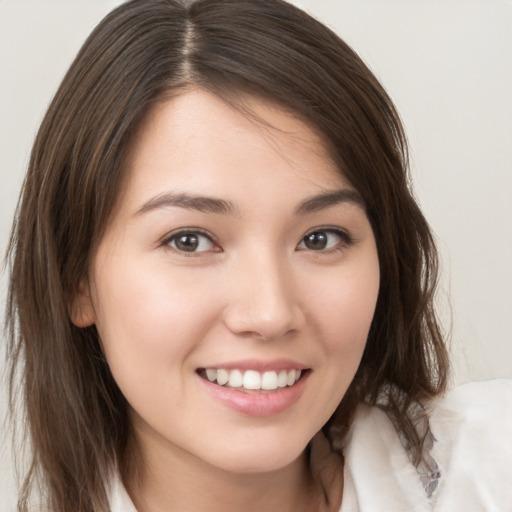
[161,228,220,256]
[161,226,354,256]
[297,227,354,254]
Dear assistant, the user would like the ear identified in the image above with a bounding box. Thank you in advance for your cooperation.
[70,278,96,328]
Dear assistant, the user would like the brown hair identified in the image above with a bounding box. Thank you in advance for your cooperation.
[5,0,449,510]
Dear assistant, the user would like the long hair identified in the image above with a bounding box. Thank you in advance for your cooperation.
[5,0,449,510]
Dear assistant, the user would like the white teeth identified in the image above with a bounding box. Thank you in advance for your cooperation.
[203,368,303,391]
[228,369,243,388]
[277,370,288,388]
[206,369,217,382]
[261,371,278,390]
[217,369,229,386]
[243,370,261,390]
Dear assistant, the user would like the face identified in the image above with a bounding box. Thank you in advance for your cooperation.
[74,88,379,475]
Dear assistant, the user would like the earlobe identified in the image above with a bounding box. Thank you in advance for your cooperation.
[70,279,96,328]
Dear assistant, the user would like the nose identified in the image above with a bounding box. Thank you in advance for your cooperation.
[222,252,304,341]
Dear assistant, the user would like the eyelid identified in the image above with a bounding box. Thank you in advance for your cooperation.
[297,226,354,251]
[161,228,221,254]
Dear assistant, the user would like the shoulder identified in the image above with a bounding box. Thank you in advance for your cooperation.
[430,377,512,417]
[428,378,512,433]
[427,379,512,510]
[108,470,138,512]
[340,379,512,512]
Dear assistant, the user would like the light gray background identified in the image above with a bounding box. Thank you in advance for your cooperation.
[1,1,511,509]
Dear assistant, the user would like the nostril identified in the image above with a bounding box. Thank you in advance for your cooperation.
[222,303,302,341]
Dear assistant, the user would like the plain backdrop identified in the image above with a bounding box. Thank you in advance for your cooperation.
[1,1,511,509]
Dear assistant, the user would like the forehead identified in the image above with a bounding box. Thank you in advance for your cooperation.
[120,88,350,209]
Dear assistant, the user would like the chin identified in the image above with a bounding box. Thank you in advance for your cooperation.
[201,434,310,475]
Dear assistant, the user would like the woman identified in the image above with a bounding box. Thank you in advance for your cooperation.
[5,1,511,511]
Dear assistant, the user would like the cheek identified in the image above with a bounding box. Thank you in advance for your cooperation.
[91,260,222,380]
[311,254,380,345]
[305,251,379,397]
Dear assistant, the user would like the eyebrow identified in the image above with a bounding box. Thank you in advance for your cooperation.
[295,189,365,215]
[135,192,238,216]
[135,188,365,217]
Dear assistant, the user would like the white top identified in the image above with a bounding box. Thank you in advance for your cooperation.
[109,379,512,512]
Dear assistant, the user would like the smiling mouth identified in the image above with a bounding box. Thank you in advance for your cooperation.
[197,368,307,394]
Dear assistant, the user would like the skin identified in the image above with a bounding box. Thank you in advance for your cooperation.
[73,88,380,512]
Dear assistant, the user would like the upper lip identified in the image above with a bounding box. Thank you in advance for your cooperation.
[198,359,309,372]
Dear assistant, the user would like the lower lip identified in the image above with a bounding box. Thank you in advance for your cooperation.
[199,373,309,417]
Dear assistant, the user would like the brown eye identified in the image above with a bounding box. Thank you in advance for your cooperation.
[303,232,329,250]
[167,231,216,253]
[297,229,349,252]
